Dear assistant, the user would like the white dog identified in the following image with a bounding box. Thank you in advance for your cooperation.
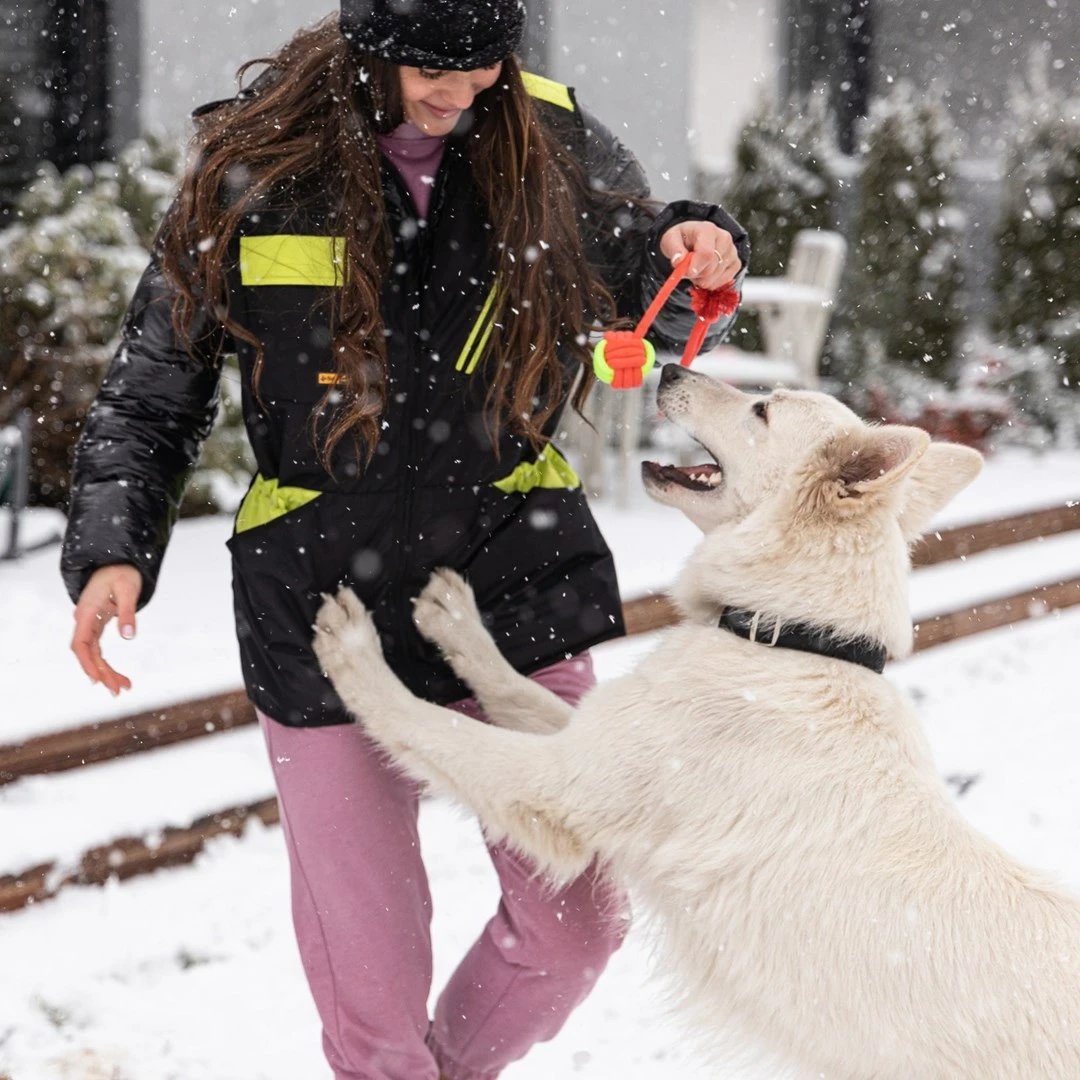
[314,365,1080,1079]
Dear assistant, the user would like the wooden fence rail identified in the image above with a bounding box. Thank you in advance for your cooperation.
[0,690,254,785]
[912,501,1080,568]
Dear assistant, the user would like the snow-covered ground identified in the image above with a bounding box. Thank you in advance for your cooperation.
[2,446,1080,1080]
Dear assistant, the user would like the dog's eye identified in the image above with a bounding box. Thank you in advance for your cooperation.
[752,401,769,423]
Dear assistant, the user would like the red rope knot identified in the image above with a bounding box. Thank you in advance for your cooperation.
[599,331,653,390]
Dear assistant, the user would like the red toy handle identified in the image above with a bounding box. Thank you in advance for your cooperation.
[592,258,741,389]
[682,279,741,366]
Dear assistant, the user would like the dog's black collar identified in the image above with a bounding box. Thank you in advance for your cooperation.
[718,607,887,673]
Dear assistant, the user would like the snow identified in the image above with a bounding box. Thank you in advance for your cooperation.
[2,447,1080,1079]
[909,529,1080,619]
[0,727,269,872]
[5,516,240,742]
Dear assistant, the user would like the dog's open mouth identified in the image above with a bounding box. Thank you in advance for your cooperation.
[642,460,723,492]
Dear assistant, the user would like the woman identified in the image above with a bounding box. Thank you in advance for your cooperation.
[62,2,749,1077]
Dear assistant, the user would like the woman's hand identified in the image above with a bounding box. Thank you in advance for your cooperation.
[71,564,142,696]
[659,221,743,291]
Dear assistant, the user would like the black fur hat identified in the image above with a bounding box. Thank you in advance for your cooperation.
[340,0,527,70]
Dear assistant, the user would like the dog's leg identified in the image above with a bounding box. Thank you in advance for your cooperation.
[412,568,574,734]
[313,588,592,880]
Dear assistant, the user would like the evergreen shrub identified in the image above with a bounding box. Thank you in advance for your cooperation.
[993,57,1080,401]
[836,80,965,389]
[0,136,254,512]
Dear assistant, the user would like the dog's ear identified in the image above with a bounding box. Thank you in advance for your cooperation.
[897,441,984,542]
[805,424,930,517]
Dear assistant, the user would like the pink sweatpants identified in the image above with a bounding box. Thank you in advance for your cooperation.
[258,653,627,1080]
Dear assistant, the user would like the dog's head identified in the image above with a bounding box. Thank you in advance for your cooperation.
[644,365,984,652]
[645,365,982,540]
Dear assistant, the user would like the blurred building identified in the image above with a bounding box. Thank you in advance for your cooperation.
[0,3,138,200]
[2,1,1079,205]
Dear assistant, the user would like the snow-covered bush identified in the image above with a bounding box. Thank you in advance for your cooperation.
[993,55,1080,397]
[0,163,149,505]
[701,90,838,352]
[961,340,1079,450]
[0,137,255,512]
[179,362,253,517]
[1,164,150,354]
[845,341,1012,453]
[114,133,186,249]
[836,81,965,386]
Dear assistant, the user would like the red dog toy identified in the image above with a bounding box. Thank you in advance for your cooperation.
[592,258,740,390]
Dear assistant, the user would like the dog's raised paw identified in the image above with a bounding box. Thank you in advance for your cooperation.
[413,568,483,648]
[313,587,382,675]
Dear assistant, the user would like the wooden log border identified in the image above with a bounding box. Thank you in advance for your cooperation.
[912,501,1080,568]
[911,578,1080,650]
[0,691,255,786]
[0,797,279,913]
[623,577,1080,647]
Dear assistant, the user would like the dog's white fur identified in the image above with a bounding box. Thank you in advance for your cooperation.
[313,366,1080,1079]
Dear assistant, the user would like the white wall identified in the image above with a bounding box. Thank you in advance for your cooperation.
[139,0,320,139]
[690,0,782,174]
[544,1,694,201]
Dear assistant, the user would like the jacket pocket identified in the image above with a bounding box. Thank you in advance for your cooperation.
[233,473,321,537]
[491,446,580,494]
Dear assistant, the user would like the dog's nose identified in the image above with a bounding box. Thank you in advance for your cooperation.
[659,363,687,388]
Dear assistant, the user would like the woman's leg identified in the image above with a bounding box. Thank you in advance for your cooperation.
[427,655,630,1080]
[259,711,439,1080]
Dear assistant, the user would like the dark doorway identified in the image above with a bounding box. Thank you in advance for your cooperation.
[0,1,112,216]
[784,0,873,155]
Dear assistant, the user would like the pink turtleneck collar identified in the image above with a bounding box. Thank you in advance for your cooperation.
[376,122,447,219]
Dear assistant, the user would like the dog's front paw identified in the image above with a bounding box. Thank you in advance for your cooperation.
[413,568,485,656]
[313,587,383,685]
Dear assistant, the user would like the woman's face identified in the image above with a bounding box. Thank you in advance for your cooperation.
[398,62,503,134]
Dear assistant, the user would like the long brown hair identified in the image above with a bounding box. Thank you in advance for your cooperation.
[159,14,642,470]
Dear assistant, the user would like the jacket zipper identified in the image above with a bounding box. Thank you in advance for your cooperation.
[388,152,451,659]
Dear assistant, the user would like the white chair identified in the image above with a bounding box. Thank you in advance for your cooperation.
[688,228,847,391]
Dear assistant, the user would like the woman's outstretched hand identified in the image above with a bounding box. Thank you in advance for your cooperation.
[71,564,142,696]
[659,221,742,291]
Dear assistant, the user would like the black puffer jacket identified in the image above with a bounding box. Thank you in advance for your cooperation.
[62,75,749,726]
